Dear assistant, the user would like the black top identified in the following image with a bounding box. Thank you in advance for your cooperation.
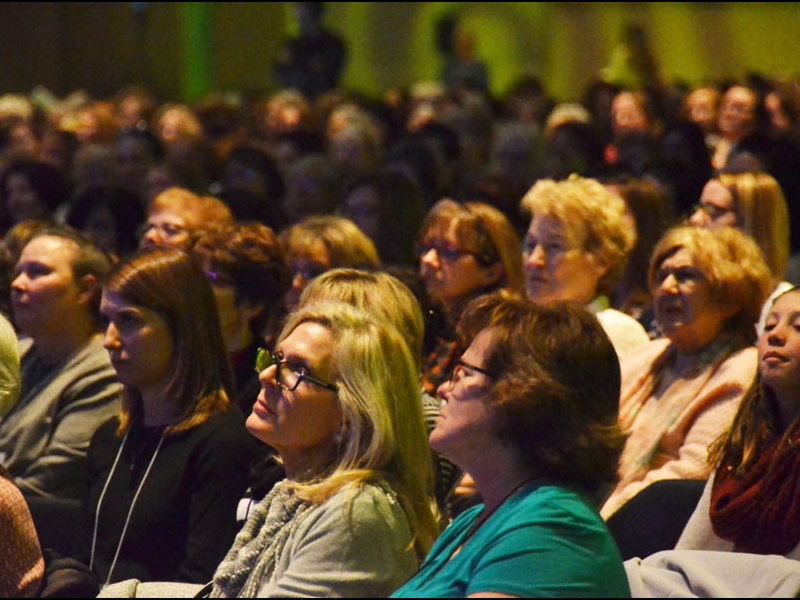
[75,407,261,584]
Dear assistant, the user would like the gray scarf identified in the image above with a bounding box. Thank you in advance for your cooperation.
[210,480,313,598]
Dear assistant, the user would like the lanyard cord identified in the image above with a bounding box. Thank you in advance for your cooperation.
[89,427,167,589]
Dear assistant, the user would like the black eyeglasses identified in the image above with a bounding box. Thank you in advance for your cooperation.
[418,242,474,263]
[254,348,339,393]
[450,359,493,385]
[692,202,734,221]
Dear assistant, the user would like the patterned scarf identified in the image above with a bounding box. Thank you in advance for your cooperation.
[210,480,313,598]
[710,421,800,555]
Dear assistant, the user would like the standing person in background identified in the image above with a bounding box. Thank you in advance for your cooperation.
[76,245,259,588]
[273,2,347,101]
[0,226,121,500]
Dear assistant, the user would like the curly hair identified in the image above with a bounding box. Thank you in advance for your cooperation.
[459,290,627,499]
[520,173,636,297]
[648,225,773,344]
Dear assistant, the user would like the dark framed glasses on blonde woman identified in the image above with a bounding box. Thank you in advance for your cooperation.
[254,348,339,392]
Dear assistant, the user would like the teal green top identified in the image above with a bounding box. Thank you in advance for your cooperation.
[392,483,631,598]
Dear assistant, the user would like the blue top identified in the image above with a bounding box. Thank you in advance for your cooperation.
[392,482,631,598]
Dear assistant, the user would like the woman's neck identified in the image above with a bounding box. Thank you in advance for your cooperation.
[280,443,338,482]
[139,391,179,427]
[33,326,98,366]
[463,448,538,514]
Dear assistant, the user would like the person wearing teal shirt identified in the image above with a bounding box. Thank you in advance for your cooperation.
[393,291,631,598]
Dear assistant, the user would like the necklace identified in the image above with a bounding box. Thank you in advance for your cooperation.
[459,476,540,549]
[89,426,166,588]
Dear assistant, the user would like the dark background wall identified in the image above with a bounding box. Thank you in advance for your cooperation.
[1,2,799,104]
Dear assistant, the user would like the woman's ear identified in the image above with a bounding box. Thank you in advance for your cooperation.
[481,261,504,288]
[76,273,98,307]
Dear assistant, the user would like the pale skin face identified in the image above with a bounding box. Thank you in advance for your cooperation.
[523,215,606,306]
[718,85,757,142]
[11,236,90,339]
[419,225,501,318]
[431,327,496,467]
[101,290,175,416]
[139,208,190,249]
[759,290,800,413]
[247,321,343,479]
[689,180,738,229]
[653,247,731,353]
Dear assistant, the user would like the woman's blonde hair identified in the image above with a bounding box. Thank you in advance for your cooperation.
[280,301,439,560]
[298,268,425,369]
[279,215,380,268]
[716,171,790,280]
[520,173,636,297]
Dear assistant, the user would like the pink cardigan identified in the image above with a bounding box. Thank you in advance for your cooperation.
[601,337,757,520]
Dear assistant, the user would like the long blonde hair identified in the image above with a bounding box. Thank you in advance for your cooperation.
[280,301,440,560]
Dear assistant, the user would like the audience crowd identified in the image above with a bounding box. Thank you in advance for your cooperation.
[3,9,800,597]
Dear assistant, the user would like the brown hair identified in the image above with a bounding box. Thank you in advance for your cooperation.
[105,245,233,435]
[459,290,626,499]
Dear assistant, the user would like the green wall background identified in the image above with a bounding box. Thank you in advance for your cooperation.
[1,3,799,104]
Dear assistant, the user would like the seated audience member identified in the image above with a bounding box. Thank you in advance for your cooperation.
[138,186,234,250]
[279,214,380,312]
[688,171,792,335]
[623,286,800,598]
[341,168,427,268]
[65,185,146,261]
[189,223,291,413]
[417,199,523,396]
[392,291,630,598]
[0,226,122,499]
[675,285,800,556]
[0,158,71,235]
[520,173,650,359]
[600,226,773,519]
[0,314,42,598]
[297,268,461,515]
[0,466,43,598]
[99,300,440,598]
[75,246,260,587]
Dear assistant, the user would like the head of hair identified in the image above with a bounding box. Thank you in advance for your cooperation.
[648,225,773,344]
[279,300,439,559]
[715,171,790,280]
[710,285,800,474]
[520,173,637,297]
[418,198,524,293]
[458,290,626,498]
[280,214,380,269]
[25,224,113,325]
[299,268,425,369]
[65,185,147,257]
[189,222,291,337]
[147,186,234,232]
[104,245,233,434]
[343,168,426,268]
[0,158,70,229]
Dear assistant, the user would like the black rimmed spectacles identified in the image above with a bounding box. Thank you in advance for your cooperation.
[254,348,339,393]
[450,359,494,385]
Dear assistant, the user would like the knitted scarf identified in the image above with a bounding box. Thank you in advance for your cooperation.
[710,421,800,555]
[209,480,313,598]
